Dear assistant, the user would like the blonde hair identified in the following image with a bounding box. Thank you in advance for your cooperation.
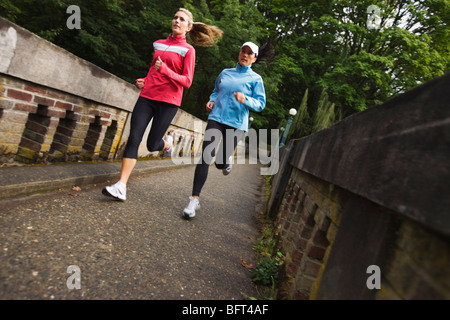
[178,8,223,47]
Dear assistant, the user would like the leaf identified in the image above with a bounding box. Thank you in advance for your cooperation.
[240,257,254,269]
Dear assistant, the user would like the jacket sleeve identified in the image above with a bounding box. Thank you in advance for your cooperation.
[159,48,196,89]
[244,77,266,112]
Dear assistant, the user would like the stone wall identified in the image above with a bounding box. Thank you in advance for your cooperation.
[267,72,450,299]
[0,17,206,165]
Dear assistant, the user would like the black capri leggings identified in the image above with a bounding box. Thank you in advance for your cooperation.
[192,120,245,197]
[123,97,178,159]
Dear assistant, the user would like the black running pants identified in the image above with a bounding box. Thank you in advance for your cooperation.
[192,120,245,197]
[123,97,178,159]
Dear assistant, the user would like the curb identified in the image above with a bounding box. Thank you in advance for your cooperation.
[0,160,195,200]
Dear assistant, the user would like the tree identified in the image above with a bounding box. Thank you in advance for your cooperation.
[2,0,448,132]
[257,0,449,123]
[287,88,310,140]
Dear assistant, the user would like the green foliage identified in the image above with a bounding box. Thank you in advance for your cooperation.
[1,0,448,131]
[251,199,285,288]
[251,252,284,286]
[312,90,336,133]
[287,88,310,140]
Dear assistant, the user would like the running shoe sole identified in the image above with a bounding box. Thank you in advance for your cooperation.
[183,211,196,220]
[102,187,126,201]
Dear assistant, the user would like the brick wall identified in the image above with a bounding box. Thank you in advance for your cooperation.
[274,169,338,300]
[0,75,127,164]
[267,73,450,300]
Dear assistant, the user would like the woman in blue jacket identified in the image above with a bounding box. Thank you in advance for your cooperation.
[183,42,266,219]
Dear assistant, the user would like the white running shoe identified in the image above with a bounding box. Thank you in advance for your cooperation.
[183,196,200,219]
[222,156,232,175]
[222,164,232,175]
[164,134,173,153]
[102,181,126,201]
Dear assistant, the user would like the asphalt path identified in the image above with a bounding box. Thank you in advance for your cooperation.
[0,163,266,300]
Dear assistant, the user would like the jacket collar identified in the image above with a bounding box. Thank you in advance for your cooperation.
[168,34,187,43]
[236,62,252,72]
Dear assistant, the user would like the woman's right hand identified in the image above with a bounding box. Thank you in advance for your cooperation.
[135,78,145,89]
[206,101,215,112]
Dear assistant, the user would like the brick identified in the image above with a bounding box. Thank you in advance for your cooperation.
[296,238,308,250]
[25,85,46,95]
[83,143,95,152]
[312,229,329,247]
[301,225,312,239]
[287,263,299,276]
[14,103,37,113]
[0,132,22,144]
[67,112,81,121]
[297,274,316,293]
[318,215,331,232]
[7,89,33,102]
[56,126,75,137]
[0,99,14,110]
[54,133,71,145]
[292,250,303,263]
[306,244,326,260]
[19,138,41,151]
[34,96,55,107]
[55,101,74,111]
[46,109,66,118]
[302,207,316,227]
[0,142,19,154]
[3,79,24,89]
[16,147,37,160]
[30,113,51,126]
[302,195,315,213]
[51,141,67,152]
[100,111,111,119]
[46,90,66,100]
[23,130,46,144]
[304,260,321,277]
[100,119,111,127]
[290,201,297,212]
[26,121,48,134]
[1,110,29,123]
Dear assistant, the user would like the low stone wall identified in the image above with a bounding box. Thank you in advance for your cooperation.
[268,73,450,299]
[0,17,206,165]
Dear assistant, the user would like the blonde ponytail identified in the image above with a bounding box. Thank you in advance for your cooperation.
[178,8,223,47]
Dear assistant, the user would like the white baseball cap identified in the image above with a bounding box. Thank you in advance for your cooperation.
[241,42,259,57]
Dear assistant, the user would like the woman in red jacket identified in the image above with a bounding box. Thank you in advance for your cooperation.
[103,8,222,201]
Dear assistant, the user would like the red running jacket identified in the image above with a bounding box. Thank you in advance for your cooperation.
[139,34,195,107]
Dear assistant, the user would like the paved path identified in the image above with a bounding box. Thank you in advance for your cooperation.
[0,162,266,300]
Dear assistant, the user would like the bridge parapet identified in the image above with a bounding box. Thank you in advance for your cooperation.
[268,73,450,299]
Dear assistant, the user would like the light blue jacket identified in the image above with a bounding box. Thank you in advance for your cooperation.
[208,63,266,131]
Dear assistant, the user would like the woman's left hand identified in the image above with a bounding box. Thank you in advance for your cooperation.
[233,92,246,104]
[155,56,163,71]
